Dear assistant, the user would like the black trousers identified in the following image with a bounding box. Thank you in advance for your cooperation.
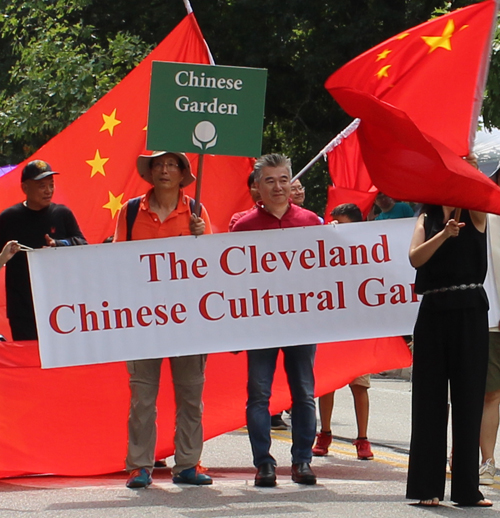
[9,315,37,341]
[406,304,488,504]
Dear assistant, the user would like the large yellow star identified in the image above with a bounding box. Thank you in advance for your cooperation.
[100,109,122,136]
[103,191,124,219]
[422,19,454,53]
[376,65,391,79]
[376,49,392,62]
[86,150,109,177]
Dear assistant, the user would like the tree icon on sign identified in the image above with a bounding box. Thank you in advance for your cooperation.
[192,121,218,150]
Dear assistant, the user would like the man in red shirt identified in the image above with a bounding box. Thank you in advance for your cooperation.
[232,153,320,487]
[114,150,212,489]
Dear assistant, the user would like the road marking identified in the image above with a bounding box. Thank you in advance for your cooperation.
[270,429,500,490]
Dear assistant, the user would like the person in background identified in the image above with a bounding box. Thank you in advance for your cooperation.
[0,160,87,340]
[290,179,305,207]
[114,150,212,489]
[312,203,373,460]
[373,192,414,221]
[479,164,500,485]
[228,170,260,231]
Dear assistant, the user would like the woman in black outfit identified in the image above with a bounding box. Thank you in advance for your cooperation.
[406,203,491,507]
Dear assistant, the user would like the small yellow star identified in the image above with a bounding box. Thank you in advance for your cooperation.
[100,109,122,136]
[422,19,454,53]
[103,191,124,219]
[376,49,392,61]
[396,33,410,40]
[86,150,109,177]
[376,65,391,79]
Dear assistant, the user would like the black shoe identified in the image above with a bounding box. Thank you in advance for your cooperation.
[255,463,277,487]
[271,414,288,430]
[291,462,317,485]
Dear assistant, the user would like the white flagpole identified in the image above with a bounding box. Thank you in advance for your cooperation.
[181,0,215,64]
[291,119,360,183]
[179,0,215,213]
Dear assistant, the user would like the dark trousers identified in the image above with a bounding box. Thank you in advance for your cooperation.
[246,345,316,467]
[406,305,488,503]
[9,315,37,341]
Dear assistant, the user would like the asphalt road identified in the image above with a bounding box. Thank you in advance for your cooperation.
[2,377,500,517]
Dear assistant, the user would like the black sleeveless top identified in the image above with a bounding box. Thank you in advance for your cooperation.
[414,209,488,311]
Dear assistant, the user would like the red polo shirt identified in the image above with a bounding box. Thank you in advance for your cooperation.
[231,201,320,232]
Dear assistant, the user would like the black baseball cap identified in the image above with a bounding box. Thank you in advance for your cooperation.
[21,160,59,182]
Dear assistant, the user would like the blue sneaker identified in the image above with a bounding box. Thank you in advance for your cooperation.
[126,468,152,488]
[172,466,213,485]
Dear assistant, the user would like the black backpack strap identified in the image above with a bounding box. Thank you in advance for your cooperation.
[126,197,198,240]
[189,197,202,217]
[126,197,142,241]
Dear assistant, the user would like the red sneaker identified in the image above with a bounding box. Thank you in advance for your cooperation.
[353,438,374,460]
[312,431,332,456]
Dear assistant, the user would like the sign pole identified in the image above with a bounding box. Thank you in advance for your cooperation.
[193,154,204,217]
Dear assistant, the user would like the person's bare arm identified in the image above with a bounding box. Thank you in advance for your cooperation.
[409,213,464,268]
[0,240,21,267]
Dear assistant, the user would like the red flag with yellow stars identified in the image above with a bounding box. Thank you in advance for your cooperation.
[0,13,254,339]
[325,0,500,214]
[0,13,254,244]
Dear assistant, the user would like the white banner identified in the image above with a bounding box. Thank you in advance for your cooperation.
[27,218,425,368]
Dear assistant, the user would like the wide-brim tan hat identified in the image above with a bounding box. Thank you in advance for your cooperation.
[136,151,195,187]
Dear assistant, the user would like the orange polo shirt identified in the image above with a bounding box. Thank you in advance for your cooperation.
[114,188,212,242]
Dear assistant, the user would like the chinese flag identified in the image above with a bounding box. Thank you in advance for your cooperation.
[0,13,254,339]
[0,13,254,244]
[325,0,500,214]
[325,129,377,221]
[0,338,411,478]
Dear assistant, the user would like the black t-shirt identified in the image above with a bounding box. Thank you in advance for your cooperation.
[0,202,87,321]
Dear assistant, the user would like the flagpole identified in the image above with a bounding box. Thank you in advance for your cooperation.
[182,0,193,14]
[180,0,212,216]
[193,154,204,217]
[291,119,360,183]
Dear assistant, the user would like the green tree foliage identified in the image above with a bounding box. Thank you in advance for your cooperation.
[0,0,497,215]
[0,0,151,162]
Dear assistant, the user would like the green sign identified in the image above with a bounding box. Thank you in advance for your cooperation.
[147,62,267,157]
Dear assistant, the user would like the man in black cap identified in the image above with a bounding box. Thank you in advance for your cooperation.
[0,160,87,340]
